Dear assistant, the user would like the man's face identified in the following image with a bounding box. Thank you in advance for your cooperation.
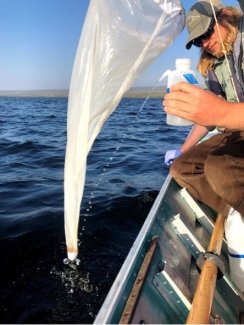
[201,23,228,58]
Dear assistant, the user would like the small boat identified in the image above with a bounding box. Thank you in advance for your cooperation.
[94,175,244,324]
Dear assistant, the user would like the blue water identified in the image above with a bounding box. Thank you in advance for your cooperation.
[0,96,190,323]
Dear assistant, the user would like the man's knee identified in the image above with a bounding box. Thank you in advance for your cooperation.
[204,155,228,194]
[170,156,184,180]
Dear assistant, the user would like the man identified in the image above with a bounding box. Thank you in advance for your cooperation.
[163,0,244,291]
[164,1,244,130]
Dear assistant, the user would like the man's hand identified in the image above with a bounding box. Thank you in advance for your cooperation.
[163,82,228,127]
[165,149,181,166]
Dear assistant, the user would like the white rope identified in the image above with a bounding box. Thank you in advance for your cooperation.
[209,0,240,102]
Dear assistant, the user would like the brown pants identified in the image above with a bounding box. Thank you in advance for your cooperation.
[170,130,244,216]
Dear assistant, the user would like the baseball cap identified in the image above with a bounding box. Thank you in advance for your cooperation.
[185,1,224,49]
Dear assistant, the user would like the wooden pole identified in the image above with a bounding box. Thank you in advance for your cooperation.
[186,213,226,324]
[119,237,158,324]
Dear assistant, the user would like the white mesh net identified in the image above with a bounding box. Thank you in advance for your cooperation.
[64,0,185,258]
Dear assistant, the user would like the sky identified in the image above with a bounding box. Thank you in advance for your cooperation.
[0,0,238,91]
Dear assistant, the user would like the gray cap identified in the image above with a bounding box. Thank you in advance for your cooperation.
[186,1,223,49]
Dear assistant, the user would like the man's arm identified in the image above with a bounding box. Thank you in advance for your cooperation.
[163,82,244,129]
[180,125,209,152]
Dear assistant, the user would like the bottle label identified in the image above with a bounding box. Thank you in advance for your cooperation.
[183,73,198,84]
[229,252,244,258]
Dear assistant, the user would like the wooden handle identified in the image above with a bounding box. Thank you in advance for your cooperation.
[186,213,226,324]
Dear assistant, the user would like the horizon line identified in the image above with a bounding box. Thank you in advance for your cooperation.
[0,86,165,98]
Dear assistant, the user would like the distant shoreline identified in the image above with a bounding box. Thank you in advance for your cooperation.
[0,87,165,99]
[0,89,69,98]
[124,87,164,98]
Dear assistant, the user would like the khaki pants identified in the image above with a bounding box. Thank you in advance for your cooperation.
[170,130,244,216]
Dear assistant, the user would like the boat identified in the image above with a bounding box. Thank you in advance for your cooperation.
[94,174,244,324]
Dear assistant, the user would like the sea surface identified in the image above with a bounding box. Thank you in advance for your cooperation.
[0,96,190,323]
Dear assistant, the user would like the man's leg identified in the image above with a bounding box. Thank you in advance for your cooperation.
[170,132,229,213]
[205,131,244,216]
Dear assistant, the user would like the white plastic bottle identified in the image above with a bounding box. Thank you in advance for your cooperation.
[161,58,198,126]
[225,208,244,292]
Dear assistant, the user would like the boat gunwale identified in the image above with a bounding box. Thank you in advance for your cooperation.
[94,175,172,324]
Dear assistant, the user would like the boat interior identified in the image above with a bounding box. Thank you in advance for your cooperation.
[94,176,244,324]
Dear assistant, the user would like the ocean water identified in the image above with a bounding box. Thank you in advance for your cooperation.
[0,96,190,323]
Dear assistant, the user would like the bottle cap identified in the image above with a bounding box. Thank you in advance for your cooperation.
[175,58,191,70]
